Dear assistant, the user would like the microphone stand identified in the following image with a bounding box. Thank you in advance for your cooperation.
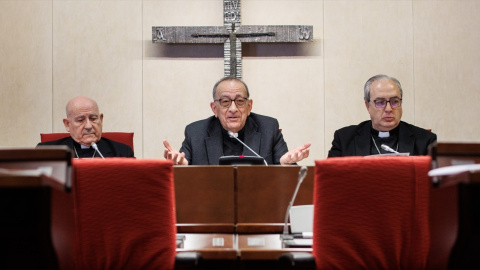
[281,166,308,240]
[91,142,105,159]
[381,144,400,154]
[228,131,268,166]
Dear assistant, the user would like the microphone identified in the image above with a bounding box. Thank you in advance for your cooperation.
[281,166,308,239]
[227,131,268,166]
[91,142,105,159]
[381,144,400,154]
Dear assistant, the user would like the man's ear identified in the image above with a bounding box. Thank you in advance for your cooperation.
[247,99,253,116]
[210,102,217,117]
[63,118,70,132]
[364,101,370,110]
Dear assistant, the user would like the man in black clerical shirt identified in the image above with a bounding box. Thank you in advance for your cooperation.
[328,74,437,157]
[37,96,134,158]
[162,77,311,165]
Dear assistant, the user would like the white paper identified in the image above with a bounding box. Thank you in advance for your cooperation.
[365,152,410,157]
[290,205,314,234]
[0,167,52,177]
[428,164,480,177]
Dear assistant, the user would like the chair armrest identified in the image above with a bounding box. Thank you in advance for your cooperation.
[278,252,315,270]
[175,252,204,270]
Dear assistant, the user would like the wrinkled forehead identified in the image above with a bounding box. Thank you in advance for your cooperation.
[215,80,248,98]
[68,99,99,117]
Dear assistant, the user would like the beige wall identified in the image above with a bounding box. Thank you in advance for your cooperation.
[1,0,479,165]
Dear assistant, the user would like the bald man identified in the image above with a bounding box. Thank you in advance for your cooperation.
[37,96,134,158]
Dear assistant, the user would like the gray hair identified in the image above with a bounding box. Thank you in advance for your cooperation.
[212,77,250,100]
[363,74,403,102]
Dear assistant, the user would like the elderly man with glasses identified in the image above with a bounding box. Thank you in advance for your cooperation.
[328,74,437,157]
[163,77,311,165]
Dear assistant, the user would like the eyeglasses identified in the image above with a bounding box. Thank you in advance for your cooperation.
[214,97,249,108]
[371,98,402,108]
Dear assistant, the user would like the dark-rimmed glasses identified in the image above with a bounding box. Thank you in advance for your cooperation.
[214,97,249,108]
[371,98,402,108]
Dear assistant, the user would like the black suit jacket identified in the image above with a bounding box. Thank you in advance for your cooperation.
[37,136,134,158]
[180,112,288,165]
[328,120,437,157]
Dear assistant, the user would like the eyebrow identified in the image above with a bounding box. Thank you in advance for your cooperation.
[221,94,247,98]
[74,113,98,119]
[374,96,400,100]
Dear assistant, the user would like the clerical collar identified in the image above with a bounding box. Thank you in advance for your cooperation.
[72,140,91,149]
[371,125,399,138]
[221,127,245,156]
[379,131,390,138]
[72,140,96,158]
[221,127,245,141]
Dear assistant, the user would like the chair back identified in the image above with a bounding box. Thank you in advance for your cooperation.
[71,158,176,270]
[312,156,431,269]
[40,132,134,151]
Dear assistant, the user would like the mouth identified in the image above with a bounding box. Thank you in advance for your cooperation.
[383,117,395,122]
[227,116,239,121]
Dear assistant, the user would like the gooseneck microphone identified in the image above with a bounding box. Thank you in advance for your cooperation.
[91,142,105,159]
[227,131,268,166]
[282,166,308,237]
[381,144,400,154]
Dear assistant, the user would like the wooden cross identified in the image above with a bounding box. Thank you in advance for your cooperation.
[152,0,313,78]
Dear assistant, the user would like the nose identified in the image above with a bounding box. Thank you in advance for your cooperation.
[84,119,93,129]
[228,100,238,112]
[384,101,393,111]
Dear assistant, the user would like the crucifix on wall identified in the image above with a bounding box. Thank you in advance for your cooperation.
[152,0,313,78]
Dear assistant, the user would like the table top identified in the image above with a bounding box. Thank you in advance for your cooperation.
[177,233,312,260]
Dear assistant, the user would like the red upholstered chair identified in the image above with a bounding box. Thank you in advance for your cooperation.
[40,132,134,151]
[314,156,431,269]
[279,156,431,270]
[59,158,199,270]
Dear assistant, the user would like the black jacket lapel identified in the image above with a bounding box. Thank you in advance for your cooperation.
[205,119,225,165]
[243,117,261,156]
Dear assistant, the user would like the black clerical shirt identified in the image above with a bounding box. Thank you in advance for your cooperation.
[73,141,97,158]
[222,128,245,156]
[370,126,400,155]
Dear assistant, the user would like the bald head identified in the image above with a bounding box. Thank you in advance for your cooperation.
[65,96,99,118]
[63,96,103,146]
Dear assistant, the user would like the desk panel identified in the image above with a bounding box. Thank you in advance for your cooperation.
[428,143,480,270]
[0,148,74,270]
[236,166,314,233]
[174,166,235,233]
[429,172,480,270]
[0,174,69,270]
[431,142,480,168]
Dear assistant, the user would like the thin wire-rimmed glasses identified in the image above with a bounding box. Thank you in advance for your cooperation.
[214,97,249,108]
[371,98,402,108]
